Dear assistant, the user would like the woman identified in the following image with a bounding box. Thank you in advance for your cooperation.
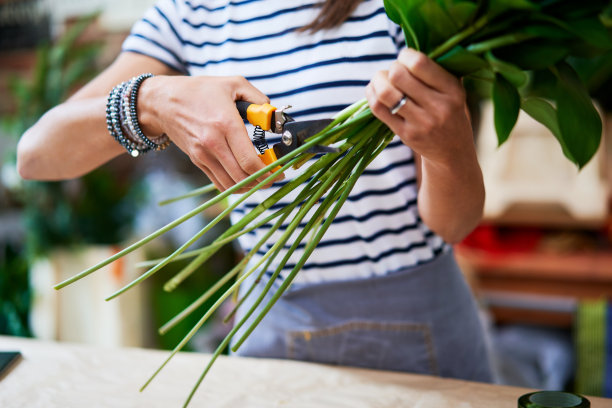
[17,0,491,381]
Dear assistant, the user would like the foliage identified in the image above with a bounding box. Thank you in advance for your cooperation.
[0,243,31,336]
[1,13,145,257]
[385,0,612,169]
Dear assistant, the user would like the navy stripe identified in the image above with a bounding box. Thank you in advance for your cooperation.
[238,176,416,212]
[269,156,413,190]
[251,224,434,254]
[178,5,384,48]
[154,6,186,45]
[181,26,298,48]
[235,199,418,232]
[128,33,186,67]
[264,240,432,273]
[142,18,160,31]
[246,54,397,81]
[182,3,316,29]
[268,80,369,99]
[122,47,187,74]
[183,0,262,12]
[185,31,390,68]
[181,3,383,29]
[289,104,351,118]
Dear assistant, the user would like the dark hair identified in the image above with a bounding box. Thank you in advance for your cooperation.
[300,0,363,32]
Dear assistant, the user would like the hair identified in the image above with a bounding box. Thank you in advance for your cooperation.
[300,0,363,33]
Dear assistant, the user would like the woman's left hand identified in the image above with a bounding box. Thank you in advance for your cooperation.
[365,48,473,166]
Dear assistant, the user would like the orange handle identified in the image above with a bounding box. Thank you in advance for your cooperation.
[258,148,281,172]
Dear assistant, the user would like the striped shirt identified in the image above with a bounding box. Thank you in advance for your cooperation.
[122,0,448,284]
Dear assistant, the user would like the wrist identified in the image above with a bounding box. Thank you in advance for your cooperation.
[137,75,167,137]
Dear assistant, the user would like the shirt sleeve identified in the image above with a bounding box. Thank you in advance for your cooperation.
[121,0,188,73]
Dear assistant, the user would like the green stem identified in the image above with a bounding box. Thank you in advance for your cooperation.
[104,156,296,301]
[158,257,248,335]
[231,133,380,352]
[466,32,535,54]
[429,14,490,59]
[180,152,362,407]
[161,147,347,292]
[55,114,352,291]
[158,183,217,206]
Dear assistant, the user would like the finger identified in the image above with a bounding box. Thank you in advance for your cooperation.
[193,161,226,192]
[202,157,235,191]
[368,71,425,122]
[224,115,276,186]
[369,70,405,111]
[230,76,269,105]
[398,48,460,93]
[365,83,404,134]
[388,60,441,111]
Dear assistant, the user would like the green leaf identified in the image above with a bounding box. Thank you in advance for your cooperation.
[486,51,528,87]
[554,62,602,168]
[568,18,612,49]
[383,0,424,50]
[492,74,520,145]
[521,97,574,161]
[488,0,538,17]
[437,45,490,76]
[495,40,569,70]
[421,1,461,50]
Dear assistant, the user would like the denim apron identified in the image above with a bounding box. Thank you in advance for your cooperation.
[231,249,493,382]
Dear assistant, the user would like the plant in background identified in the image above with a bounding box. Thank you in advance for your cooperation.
[2,13,144,258]
[55,1,612,406]
[0,243,30,337]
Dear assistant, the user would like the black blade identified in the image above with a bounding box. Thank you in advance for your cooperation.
[273,119,334,158]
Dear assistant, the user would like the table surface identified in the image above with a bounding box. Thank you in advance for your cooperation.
[0,336,610,408]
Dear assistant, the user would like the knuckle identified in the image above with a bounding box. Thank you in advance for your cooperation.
[369,98,385,115]
[231,75,247,87]
[388,62,404,85]
[436,104,452,121]
[421,118,435,134]
[410,53,429,74]
[378,84,396,103]
[239,156,261,174]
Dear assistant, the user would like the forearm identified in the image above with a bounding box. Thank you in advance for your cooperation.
[17,97,124,180]
[416,150,484,244]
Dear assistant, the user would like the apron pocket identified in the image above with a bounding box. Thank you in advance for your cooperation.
[286,320,439,375]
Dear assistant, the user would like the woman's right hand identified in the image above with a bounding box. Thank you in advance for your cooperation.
[139,75,280,193]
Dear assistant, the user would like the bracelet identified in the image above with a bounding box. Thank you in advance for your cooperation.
[105,73,171,157]
[106,81,146,157]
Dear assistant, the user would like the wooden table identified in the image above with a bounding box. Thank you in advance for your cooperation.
[0,336,609,408]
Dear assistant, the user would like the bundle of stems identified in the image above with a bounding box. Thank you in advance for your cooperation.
[55,0,611,406]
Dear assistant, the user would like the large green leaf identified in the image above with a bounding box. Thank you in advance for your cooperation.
[554,63,602,168]
[437,45,490,76]
[486,51,528,87]
[488,0,538,17]
[495,40,569,70]
[492,74,521,145]
[383,0,425,50]
[521,97,574,161]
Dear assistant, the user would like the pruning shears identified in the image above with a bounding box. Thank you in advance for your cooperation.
[236,101,338,171]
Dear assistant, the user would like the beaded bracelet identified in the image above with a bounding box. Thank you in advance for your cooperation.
[105,73,170,157]
[106,81,145,157]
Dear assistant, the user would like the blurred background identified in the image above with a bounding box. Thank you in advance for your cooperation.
[0,0,611,400]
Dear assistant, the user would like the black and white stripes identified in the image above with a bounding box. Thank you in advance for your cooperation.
[122,0,448,284]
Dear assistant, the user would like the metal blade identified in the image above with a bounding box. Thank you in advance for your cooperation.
[273,119,334,158]
[306,145,341,154]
